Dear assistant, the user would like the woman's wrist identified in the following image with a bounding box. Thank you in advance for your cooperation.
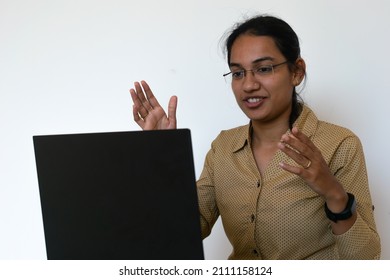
[323,182,349,213]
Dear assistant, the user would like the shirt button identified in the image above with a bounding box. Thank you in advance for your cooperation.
[252,249,259,256]
[251,214,255,223]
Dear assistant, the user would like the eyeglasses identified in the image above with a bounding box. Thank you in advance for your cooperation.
[223,61,289,82]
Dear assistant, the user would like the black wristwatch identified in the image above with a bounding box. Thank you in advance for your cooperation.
[324,193,356,223]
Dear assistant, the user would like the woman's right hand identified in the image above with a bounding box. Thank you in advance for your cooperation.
[130,80,177,130]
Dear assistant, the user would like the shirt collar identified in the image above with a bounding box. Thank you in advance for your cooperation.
[292,104,318,139]
[232,123,252,153]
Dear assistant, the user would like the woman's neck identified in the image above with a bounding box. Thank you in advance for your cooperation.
[251,119,290,147]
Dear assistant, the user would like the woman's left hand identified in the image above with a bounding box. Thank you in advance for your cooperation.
[278,127,346,204]
[278,127,356,232]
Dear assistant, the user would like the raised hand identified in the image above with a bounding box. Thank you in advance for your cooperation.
[130,80,177,130]
[278,127,346,203]
[278,127,357,233]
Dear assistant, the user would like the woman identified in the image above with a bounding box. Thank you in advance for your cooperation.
[130,15,381,259]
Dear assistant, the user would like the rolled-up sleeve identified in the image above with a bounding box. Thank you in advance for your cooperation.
[330,136,381,259]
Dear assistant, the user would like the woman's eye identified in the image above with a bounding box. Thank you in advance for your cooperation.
[232,71,244,79]
[256,66,273,74]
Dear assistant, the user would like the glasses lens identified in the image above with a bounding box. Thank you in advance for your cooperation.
[255,65,273,75]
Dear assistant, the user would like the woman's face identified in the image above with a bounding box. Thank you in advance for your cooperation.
[229,34,298,125]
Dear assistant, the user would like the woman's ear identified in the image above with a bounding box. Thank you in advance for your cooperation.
[292,58,306,86]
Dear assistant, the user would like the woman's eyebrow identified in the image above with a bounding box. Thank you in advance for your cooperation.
[229,56,274,68]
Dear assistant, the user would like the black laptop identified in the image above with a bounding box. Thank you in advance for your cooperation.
[33,129,204,260]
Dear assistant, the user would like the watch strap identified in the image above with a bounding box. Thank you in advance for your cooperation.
[324,192,356,223]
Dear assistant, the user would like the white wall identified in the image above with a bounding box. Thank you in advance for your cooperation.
[1,0,389,259]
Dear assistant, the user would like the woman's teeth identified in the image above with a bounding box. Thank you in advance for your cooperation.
[247,97,262,103]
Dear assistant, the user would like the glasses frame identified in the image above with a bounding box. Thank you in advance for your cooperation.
[223,61,289,81]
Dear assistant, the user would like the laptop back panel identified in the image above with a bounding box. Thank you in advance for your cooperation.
[33,129,204,260]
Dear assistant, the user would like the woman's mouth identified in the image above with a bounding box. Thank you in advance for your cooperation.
[244,97,265,107]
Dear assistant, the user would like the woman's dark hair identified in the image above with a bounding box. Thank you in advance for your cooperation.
[225,15,304,127]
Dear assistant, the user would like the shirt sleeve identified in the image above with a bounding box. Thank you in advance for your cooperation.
[196,139,220,239]
[330,135,381,259]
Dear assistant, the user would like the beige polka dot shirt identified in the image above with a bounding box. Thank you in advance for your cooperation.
[197,105,381,259]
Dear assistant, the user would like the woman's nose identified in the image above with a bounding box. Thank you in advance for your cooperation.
[243,71,261,92]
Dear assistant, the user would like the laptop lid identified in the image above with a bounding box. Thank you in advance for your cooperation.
[33,129,204,260]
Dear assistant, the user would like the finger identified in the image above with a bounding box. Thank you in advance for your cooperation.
[132,105,145,129]
[134,81,153,111]
[129,88,142,107]
[281,131,312,157]
[165,96,178,129]
[168,96,177,119]
[133,82,146,103]
[130,89,149,118]
[140,80,161,109]
[291,127,317,151]
[279,161,304,175]
[278,141,309,168]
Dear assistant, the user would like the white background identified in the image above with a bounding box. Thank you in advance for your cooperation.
[1,0,389,259]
